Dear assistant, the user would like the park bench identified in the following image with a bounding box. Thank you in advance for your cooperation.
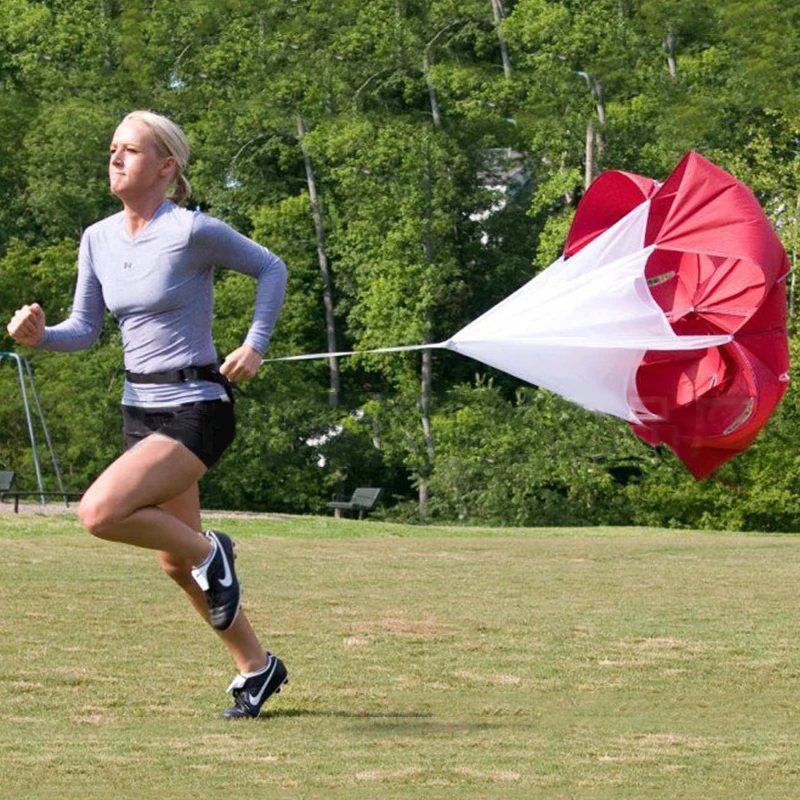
[0,470,83,513]
[327,487,384,520]
[0,470,14,500]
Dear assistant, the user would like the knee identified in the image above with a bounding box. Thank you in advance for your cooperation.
[77,495,121,539]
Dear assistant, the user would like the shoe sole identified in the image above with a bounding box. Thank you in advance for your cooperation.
[223,678,290,719]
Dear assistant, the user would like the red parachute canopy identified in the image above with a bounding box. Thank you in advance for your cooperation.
[564,152,790,479]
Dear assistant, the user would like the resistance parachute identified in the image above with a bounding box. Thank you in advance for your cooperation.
[448,152,790,478]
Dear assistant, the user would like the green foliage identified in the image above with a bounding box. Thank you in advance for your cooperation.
[428,379,641,525]
[0,0,798,528]
[22,101,119,238]
[250,194,326,353]
[0,239,78,322]
[200,369,340,513]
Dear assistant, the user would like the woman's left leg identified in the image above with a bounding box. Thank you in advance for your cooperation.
[78,434,246,631]
[157,483,270,674]
[77,434,213,564]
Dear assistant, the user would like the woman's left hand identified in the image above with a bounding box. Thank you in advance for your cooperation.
[220,344,263,383]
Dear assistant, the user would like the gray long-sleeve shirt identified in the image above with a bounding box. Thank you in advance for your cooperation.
[39,200,287,406]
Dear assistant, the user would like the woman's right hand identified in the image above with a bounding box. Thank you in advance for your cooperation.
[7,303,46,346]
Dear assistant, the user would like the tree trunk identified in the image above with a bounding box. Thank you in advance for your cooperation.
[418,347,434,520]
[416,147,439,521]
[594,124,604,176]
[490,0,511,79]
[424,21,461,129]
[663,31,678,79]
[576,70,605,185]
[416,26,460,517]
[420,349,434,466]
[297,114,340,407]
[423,48,442,129]
[591,77,605,126]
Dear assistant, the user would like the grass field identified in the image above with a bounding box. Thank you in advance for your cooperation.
[1,514,799,799]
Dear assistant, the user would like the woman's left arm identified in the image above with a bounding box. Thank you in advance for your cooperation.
[193,215,288,383]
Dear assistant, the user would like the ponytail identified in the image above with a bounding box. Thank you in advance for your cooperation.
[169,173,192,205]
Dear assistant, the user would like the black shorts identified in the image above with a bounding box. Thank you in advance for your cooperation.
[122,400,236,468]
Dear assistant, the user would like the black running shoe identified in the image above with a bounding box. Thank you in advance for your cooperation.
[191,530,241,631]
[223,653,289,719]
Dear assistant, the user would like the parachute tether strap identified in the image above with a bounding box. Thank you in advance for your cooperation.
[264,342,450,362]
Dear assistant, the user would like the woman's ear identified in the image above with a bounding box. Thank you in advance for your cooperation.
[160,155,177,179]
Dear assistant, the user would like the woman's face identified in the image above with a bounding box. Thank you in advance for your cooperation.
[109,119,174,200]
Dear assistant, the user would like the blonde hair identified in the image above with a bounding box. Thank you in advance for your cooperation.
[123,110,192,204]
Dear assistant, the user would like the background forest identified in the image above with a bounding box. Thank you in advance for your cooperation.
[1,0,799,529]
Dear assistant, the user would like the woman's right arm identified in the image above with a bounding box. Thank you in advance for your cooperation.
[22,236,105,352]
[7,301,46,346]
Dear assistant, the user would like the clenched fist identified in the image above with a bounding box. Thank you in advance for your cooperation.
[7,303,46,347]
[220,344,263,383]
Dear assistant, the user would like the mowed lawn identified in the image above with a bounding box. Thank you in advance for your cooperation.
[1,514,799,799]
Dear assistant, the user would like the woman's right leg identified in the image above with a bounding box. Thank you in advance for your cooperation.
[157,483,269,675]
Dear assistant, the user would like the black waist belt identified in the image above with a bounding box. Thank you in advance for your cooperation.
[125,364,235,402]
[125,364,222,384]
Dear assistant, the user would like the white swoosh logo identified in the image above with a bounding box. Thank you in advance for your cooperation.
[216,536,233,588]
[247,658,278,706]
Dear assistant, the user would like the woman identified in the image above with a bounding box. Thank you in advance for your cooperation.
[6,110,288,719]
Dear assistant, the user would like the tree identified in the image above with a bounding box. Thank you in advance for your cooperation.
[1,0,799,526]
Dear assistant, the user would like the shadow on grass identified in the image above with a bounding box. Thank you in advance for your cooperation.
[261,708,514,734]
[264,708,433,720]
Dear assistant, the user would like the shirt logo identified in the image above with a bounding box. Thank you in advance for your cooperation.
[123,261,133,270]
